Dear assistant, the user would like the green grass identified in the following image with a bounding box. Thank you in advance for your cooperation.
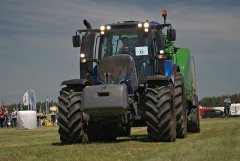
[0,118,240,161]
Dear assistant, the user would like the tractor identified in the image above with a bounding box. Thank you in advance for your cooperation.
[57,10,200,144]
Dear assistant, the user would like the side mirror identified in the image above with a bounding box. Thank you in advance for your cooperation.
[80,31,96,79]
[167,28,176,41]
[80,31,95,58]
[72,35,81,48]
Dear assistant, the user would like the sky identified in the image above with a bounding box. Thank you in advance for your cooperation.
[0,0,240,104]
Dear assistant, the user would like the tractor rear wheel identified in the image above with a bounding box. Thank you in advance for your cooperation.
[58,88,88,144]
[146,84,176,142]
[175,73,187,138]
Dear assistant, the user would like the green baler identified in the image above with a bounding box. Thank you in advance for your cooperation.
[174,48,200,132]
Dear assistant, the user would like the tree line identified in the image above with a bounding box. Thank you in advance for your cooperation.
[199,93,240,107]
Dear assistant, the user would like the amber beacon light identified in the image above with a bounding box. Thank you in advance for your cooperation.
[162,9,167,17]
[162,10,167,24]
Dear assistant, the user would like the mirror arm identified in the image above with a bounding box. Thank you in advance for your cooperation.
[86,58,100,64]
[75,29,100,35]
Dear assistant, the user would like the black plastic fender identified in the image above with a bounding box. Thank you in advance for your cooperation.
[146,64,179,85]
[61,79,90,86]
[146,75,170,86]
[170,64,180,85]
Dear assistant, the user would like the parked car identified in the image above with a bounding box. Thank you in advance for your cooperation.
[202,109,225,118]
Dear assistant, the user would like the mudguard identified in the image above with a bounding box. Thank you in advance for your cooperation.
[147,61,179,85]
[61,79,89,86]
[146,75,172,87]
[170,64,180,85]
[165,60,180,85]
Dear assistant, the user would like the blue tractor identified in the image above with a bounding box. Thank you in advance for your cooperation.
[57,10,200,144]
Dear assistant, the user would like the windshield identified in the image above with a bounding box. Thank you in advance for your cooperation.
[98,27,152,83]
[99,27,149,59]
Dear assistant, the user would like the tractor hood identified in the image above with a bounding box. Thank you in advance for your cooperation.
[97,54,138,93]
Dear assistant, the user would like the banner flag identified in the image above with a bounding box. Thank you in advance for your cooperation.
[45,97,49,114]
[29,89,36,111]
[23,90,29,106]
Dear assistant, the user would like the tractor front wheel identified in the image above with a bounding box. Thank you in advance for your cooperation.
[58,88,88,144]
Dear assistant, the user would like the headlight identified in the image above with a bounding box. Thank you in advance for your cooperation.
[100,31,105,35]
[81,58,86,63]
[158,50,165,59]
[158,55,165,59]
[144,28,149,32]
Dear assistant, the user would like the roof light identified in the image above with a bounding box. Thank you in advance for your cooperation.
[162,10,167,17]
[106,26,111,30]
[138,23,142,28]
[100,25,105,31]
[144,22,149,28]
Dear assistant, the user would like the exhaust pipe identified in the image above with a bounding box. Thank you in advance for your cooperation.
[83,19,92,30]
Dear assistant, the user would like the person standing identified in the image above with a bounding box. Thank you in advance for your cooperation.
[3,107,9,128]
[224,94,231,118]
[11,107,17,127]
[0,106,5,128]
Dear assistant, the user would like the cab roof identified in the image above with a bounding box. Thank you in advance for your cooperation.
[106,21,161,28]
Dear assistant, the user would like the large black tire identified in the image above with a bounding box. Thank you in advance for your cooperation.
[146,84,176,142]
[87,121,118,142]
[58,88,88,144]
[175,73,187,138]
[187,107,200,133]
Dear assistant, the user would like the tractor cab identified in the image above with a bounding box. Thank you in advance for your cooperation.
[98,21,153,84]
[72,10,177,88]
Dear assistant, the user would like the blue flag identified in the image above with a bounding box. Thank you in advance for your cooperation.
[45,97,49,114]
[29,89,36,111]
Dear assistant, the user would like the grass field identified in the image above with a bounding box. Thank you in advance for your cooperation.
[0,118,240,161]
